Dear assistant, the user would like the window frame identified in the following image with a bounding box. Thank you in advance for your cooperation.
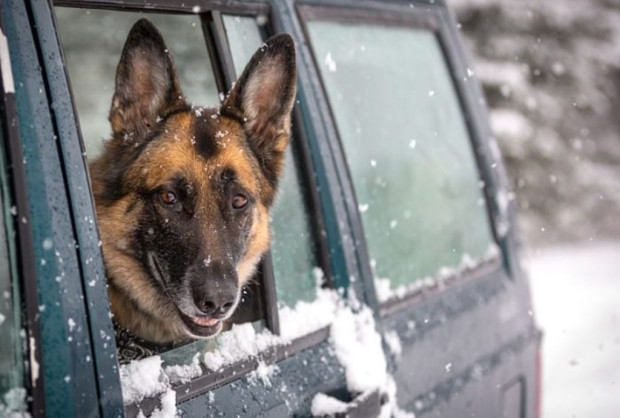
[51,0,336,411]
[5,0,128,415]
[0,11,46,417]
[297,2,506,316]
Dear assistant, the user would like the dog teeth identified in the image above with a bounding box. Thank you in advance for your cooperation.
[191,317,219,327]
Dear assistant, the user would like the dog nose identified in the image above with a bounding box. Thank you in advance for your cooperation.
[194,295,236,317]
[191,260,238,317]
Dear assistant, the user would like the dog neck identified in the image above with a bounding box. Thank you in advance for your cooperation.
[113,320,176,364]
[108,282,188,345]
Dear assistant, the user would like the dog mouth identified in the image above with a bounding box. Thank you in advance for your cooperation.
[190,316,219,327]
[147,252,225,338]
[177,312,223,338]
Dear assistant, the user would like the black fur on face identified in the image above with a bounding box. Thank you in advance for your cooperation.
[128,163,255,337]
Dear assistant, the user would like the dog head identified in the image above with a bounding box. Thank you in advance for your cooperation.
[90,19,296,343]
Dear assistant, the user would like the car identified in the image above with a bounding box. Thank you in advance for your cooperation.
[0,0,541,416]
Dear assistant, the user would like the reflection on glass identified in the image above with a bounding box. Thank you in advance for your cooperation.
[224,15,319,307]
[307,21,495,293]
[223,14,264,75]
[55,8,219,159]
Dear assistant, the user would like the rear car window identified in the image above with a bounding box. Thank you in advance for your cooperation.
[306,19,497,301]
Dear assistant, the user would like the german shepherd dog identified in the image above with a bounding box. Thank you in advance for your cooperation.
[89,19,296,356]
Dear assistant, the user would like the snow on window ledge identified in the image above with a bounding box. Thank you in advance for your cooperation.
[118,286,340,412]
[375,243,501,304]
[118,279,416,417]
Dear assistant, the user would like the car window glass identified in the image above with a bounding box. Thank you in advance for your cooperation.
[55,8,220,160]
[0,124,26,414]
[306,20,496,299]
[224,15,320,306]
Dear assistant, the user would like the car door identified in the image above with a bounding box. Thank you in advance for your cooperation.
[297,1,540,417]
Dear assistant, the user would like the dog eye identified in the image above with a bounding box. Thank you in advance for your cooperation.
[232,194,248,210]
[159,191,177,205]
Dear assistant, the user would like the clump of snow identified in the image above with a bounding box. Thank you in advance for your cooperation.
[120,356,169,405]
[380,376,416,418]
[311,393,349,416]
[202,286,339,373]
[164,353,202,385]
[279,286,339,341]
[202,350,224,371]
[0,388,30,418]
[149,389,176,418]
[374,278,392,303]
[325,307,414,417]
[384,330,402,357]
[331,306,386,393]
[202,323,280,372]
[247,361,278,388]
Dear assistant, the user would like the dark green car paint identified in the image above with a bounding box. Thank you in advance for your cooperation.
[27,0,124,415]
[3,0,122,416]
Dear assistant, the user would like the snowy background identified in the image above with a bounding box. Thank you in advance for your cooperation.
[449,0,620,416]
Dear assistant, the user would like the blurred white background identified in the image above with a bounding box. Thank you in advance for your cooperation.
[448,0,620,416]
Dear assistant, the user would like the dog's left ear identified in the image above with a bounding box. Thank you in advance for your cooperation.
[222,34,296,193]
[109,19,186,141]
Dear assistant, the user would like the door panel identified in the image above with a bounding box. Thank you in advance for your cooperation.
[300,3,538,417]
[178,340,346,416]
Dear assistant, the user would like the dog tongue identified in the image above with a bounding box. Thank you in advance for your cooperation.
[192,317,219,327]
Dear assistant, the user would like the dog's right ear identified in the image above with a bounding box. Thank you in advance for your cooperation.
[109,19,186,141]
